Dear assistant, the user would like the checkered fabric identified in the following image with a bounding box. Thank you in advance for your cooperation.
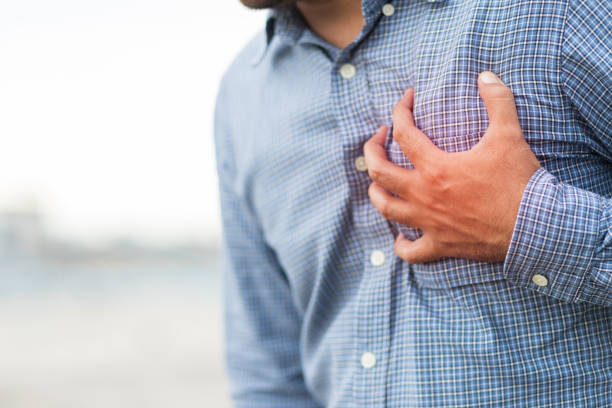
[214,0,612,406]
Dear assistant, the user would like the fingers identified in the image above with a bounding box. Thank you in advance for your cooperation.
[368,182,421,227]
[363,126,415,196]
[392,88,444,167]
[394,233,439,264]
[394,88,416,126]
[368,124,388,146]
[477,71,520,131]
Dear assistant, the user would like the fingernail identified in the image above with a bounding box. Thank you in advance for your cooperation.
[479,71,503,85]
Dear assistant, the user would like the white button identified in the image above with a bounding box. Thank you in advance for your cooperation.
[339,63,356,79]
[382,3,395,16]
[354,156,368,172]
[370,250,386,266]
[532,274,549,287]
[361,352,376,368]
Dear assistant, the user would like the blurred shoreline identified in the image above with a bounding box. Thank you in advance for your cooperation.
[0,209,230,408]
[0,207,219,266]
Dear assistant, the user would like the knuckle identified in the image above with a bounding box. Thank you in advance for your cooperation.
[368,165,383,182]
[415,186,435,208]
[442,244,460,259]
[369,184,391,218]
[419,194,435,211]
[436,178,453,196]
[432,239,448,254]
[368,166,395,190]
[394,244,411,262]
[365,156,381,178]
[426,166,444,182]
[392,127,406,147]
[367,182,378,201]
[423,164,449,189]
[378,197,392,219]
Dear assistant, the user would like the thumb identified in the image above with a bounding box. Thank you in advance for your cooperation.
[478,71,520,130]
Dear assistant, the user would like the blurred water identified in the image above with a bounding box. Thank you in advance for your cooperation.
[0,1,266,405]
[0,259,230,408]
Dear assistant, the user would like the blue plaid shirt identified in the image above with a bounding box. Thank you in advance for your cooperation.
[214,0,612,406]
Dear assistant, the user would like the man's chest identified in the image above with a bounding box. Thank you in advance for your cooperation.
[233,0,609,298]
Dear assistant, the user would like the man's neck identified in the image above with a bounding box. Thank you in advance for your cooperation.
[295,0,365,49]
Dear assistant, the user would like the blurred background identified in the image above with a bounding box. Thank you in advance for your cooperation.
[0,1,265,406]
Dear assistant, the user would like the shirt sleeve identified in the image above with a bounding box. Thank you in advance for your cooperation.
[214,81,322,408]
[502,0,612,306]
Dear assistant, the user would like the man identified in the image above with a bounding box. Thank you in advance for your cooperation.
[214,0,611,406]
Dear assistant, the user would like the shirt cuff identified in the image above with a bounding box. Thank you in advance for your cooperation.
[502,167,603,303]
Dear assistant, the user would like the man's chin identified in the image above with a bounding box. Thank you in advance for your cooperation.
[240,0,296,9]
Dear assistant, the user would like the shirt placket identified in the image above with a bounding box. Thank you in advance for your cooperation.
[330,46,397,408]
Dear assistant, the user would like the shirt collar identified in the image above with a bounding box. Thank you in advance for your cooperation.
[254,0,446,65]
[267,6,306,44]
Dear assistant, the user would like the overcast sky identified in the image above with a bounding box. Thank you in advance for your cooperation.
[0,1,266,245]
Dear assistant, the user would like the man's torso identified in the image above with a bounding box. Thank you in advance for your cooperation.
[217,0,612,405]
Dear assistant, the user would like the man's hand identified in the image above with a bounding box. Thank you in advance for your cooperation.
[363,71,542,264]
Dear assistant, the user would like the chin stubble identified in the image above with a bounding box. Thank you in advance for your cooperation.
[239,0,297,9]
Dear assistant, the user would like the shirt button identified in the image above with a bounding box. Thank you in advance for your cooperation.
[361,352,376,368]
[382,3,395,16]
[339,63,356,79]
[354,156,368,172]
[532,274,549,287]
[370,250,386,266]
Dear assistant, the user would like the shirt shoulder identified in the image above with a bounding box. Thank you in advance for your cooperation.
[217,27,268,106]
[214,27,269,169]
